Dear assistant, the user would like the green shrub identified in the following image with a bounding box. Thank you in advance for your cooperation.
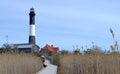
[50,55,60,66]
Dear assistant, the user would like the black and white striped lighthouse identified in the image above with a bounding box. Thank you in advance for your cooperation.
[29,8,36,44]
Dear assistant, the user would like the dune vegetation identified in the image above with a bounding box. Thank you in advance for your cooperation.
[0,53,43,74]
[58,53,120,74]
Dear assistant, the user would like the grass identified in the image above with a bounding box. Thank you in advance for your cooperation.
[0,53,43,74]
[58,54,120,74]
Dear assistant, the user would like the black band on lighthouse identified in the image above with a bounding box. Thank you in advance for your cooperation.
[29,8,35,24]
[29,36,35,44]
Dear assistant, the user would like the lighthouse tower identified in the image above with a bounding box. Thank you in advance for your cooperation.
[12,8,39,53]
[29,8,36,44]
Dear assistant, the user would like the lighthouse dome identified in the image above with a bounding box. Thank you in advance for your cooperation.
[30,8,34,11]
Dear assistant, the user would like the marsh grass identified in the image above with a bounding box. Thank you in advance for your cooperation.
[58,54,120,74]
[0,53,43,74]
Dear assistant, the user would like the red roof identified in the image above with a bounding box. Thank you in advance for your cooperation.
[41,44,59,52]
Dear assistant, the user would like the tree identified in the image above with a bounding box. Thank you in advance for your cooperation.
[1,44,17,53]
[60,50,69,55]
[84,45,103,54]
[74,49,80,55]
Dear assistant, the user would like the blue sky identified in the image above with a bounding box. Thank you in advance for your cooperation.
[0,0,120,51]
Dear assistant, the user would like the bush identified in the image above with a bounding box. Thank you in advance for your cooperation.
[50,54,60,66]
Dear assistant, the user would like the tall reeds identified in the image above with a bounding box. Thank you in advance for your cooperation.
[58,54,120,74]
[0,53,43,74]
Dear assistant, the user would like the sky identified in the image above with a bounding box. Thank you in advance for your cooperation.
[0,0,120,51]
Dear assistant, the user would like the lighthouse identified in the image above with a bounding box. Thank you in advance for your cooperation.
[29,8,36,44]
[11,8,39,53]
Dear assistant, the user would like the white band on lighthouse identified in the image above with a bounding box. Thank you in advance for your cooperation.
[30,24,35,36]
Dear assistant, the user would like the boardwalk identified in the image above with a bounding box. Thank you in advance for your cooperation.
[36,59,57,74]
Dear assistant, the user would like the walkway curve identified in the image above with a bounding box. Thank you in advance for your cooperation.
[36,59,57,74]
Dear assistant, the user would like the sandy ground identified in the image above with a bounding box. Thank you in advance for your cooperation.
[36,59,57,74]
